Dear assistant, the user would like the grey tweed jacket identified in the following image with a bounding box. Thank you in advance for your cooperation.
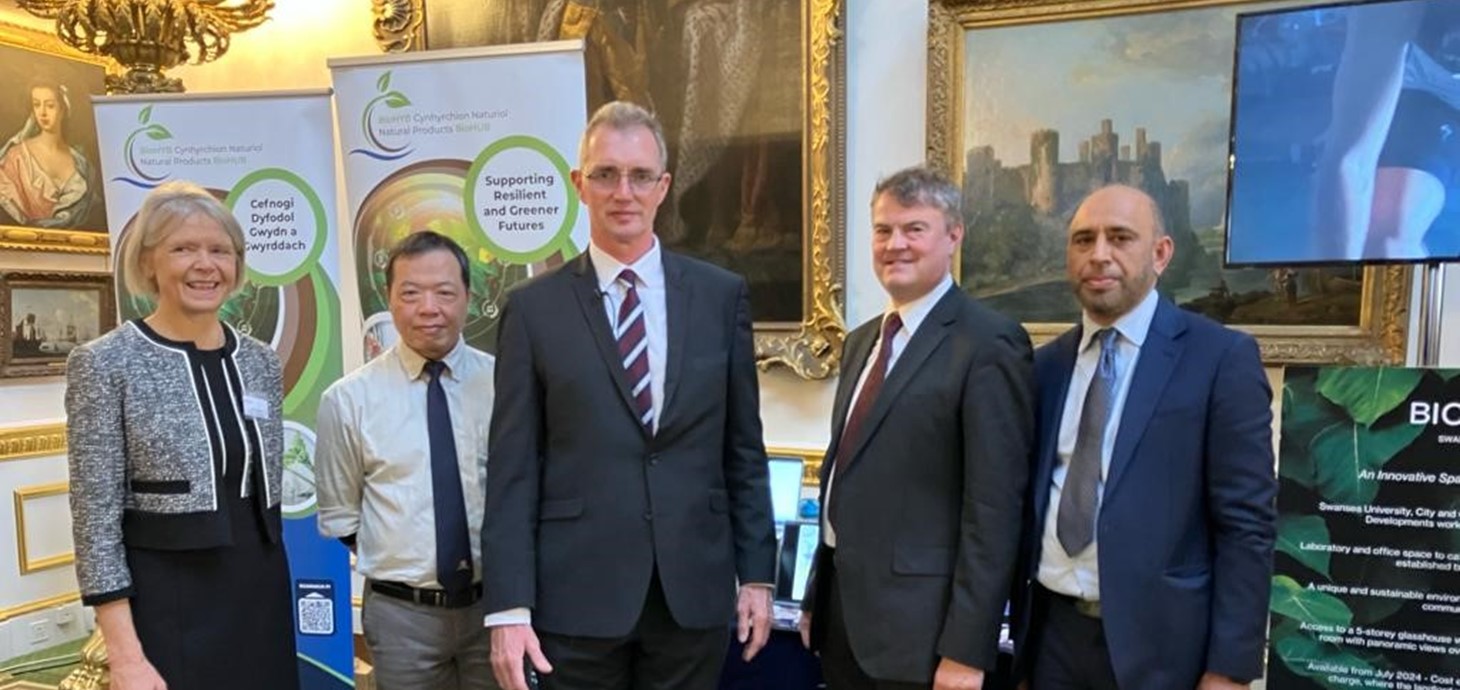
[65,321,285,605]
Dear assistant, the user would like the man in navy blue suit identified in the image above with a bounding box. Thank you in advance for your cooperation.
[1013,185,1277,690]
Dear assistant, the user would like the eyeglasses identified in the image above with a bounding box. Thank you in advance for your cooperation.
[584,167,664,192]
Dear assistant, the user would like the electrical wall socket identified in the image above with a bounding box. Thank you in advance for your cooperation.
[54,609,75,626]
[28,621,50,644]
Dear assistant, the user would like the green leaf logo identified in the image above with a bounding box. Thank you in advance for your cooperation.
[377,71,391,93]
[139,105,153,124]
[384,93,411,108]
[144,124,173,141]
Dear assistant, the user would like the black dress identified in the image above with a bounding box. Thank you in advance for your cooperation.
[124,324,299,689]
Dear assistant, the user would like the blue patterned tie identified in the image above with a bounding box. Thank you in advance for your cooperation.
[1057,328,1119,556]
[425,360,472,595]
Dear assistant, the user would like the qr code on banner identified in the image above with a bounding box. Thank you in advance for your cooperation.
[298,593,334,636]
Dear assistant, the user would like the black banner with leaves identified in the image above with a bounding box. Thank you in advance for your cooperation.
[1270,367,1460,690]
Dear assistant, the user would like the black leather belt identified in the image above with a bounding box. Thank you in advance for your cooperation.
[369,580,481,609]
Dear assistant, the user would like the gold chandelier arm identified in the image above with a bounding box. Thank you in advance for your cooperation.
[17,0,274,93]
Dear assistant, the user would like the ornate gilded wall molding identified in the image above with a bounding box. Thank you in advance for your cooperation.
[14,481,73,574]
[370,0,424,53]
[0,591,79,624]
[755,0,847,379]
[0,424,67,463]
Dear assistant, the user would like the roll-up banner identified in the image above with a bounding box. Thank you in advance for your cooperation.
[93,90,353,689]
[329,41,588,359]
[1270,366,1460,690]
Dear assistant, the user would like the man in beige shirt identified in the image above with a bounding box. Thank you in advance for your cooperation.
[316,231,499,690]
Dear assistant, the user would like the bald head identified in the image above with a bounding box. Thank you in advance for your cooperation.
[1071,185,1166,238]
[1065,184,1174,325]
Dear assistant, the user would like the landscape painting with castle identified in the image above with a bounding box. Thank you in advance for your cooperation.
[960,0,1362,327]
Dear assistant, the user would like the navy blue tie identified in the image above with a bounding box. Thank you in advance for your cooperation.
[425,360,472,595]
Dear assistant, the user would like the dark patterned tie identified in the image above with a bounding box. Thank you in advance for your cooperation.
[425,360,472,595]
[1057,328,1119,557]
[615,269,653,431]
[833,312,903,473]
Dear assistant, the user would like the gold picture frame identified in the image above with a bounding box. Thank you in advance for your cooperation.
[13,481,72,574]
[927,0,1410,365]
[1,271,117,378]
[370,0,848,379]
[0,21,114,255]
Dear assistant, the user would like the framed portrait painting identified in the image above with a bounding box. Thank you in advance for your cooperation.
[0,271,116,378]
[0,21,111,255]
[928,0,1410,365]
[370,0,847,379]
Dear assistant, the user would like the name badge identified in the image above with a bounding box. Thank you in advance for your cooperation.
[243,395,270,420]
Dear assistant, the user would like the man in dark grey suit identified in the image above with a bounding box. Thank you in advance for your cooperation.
[800,166,1034,690]
[484,101,777,690]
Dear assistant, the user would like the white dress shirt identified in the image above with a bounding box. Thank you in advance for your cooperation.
[484,239,671,628]
[590,238,668,433]
[315,338,495,590]
[822,274,954,547]
[1037,288,1159,600]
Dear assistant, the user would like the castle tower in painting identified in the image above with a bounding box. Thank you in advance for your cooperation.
[1029,129,1060,214]
[1089,118,1119,185]
[961,118,1188,225]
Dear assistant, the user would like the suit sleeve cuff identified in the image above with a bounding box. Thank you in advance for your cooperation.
[484,607,532,627]
[81,586,134,607]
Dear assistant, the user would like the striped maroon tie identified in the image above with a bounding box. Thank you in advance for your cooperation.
[615,269,653,430]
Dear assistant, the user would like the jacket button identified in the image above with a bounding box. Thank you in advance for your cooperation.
[648,454,660,466]
[643,511,654,522]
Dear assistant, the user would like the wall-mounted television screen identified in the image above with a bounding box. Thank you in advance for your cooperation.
[1226,0,1460,266]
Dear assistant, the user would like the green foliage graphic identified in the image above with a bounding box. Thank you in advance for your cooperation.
[1310,420,1423,505]
[1281,371,1341,489]
[1277,515,1333,580]
[1271,575,1352,629]
[1315,368,1424,426]
[1274,632,1385,690]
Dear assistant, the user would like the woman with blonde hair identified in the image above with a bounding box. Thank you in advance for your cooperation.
[66,181,298,690]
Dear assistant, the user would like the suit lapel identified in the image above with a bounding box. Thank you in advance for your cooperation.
[1034,328,1080,521]
[821,324,877,485]
[569,253,647,437]
[837,289,960,476]
[1104,298,1185,496]
[658,252,690,429]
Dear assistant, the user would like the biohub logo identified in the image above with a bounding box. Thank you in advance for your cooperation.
[115,105,173,189]
[349,71,414,161]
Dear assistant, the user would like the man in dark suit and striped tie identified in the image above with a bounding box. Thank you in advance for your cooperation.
[800,166,1034,689]
[484,101,778,690]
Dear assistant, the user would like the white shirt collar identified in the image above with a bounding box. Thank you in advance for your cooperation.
[395,336,469,381]
[589,237,664,291]
[1079,287,1159,353]
[886,274,955,337]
